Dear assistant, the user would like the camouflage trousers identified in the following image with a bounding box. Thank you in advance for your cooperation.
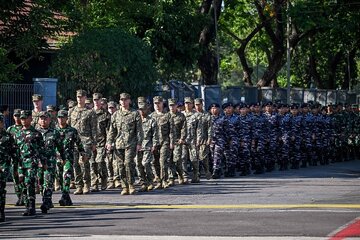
[251,138,266,169]
[59,160,73,194]
[239,141,251,170]
[224,140,239,171]
[73,145,92,188]
[152,144,170,182]
[211,143,225,171]
[19,166,37,205]
[0,164,9,206]
[90,146,108,187]
[278,137,290,169]
[42,166,56,203]
[181,144,199,181]
[12,163,22,201]
[113,146,137,188]
[198,144,211,177]
[136,150,154,185]
[105,151,115,184]
[168,144,183,181]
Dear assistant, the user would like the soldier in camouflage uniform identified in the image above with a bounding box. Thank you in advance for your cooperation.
[278,104,291,170]
[57,110,88,206]
[106,93,143,195]
[182,97,201,183]
[137,101,159,191]
[15,110,46,216]
[105,101,118,189]
[6,109,24,206]
[150,96,174,189]
[36,111,66,213]
[168,98,186,185]
[263,102,279,172]
[46,105,58,129]
[0,113,17,222]
[238,103,252,176]
[68,89,98,195]
[90,93,110,192]
[289,104,303,169]
[194,98,212,180]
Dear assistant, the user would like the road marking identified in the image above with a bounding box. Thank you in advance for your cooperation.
[328,217,360,240]
[6,203,360,209]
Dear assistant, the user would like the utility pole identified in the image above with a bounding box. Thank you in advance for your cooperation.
[213,0,220,84]
[286,0,291,104]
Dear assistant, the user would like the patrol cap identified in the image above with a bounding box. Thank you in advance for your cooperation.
[85,98,92,104]
[20,110,32,119]
[93,93,103,100]
[76,89,87,97]
[209,103,220,108]
[13,109,22,117]
[57,110,68,118]
[39,111,51,118]
[32,94,43,102]
[184,97,194,104]
[68,100,76,108]
[222,102,233,110]
[58,105,68,111]
[153,96,163,103]
[194,98,203,105]
[138,102,147,110]
[0,113,4,122]
[46,105,57,112]
[120,92,131,100]
[168,98,177,105]
[108,101,116,108]
[137,96,147,103]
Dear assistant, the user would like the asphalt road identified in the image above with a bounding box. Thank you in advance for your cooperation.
[1,160,360,240]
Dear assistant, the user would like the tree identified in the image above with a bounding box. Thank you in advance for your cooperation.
[50,28,157,100]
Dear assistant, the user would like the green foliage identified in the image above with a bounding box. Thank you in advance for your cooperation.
[50,28,157,99]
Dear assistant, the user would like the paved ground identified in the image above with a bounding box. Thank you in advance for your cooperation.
[1,160,360,239]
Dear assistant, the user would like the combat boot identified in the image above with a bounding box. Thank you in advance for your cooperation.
[90,185,99,192]
[74,187,83,195]
[147,184,154,191]
[168,179,175,187]
[23,199,36,216]
[120,187,129,195]
[129,185,136,195]
[106,181,115,190]
[0,201,5,222]
[59,193,73,206]
[139,184,148,192]
[114,180,121,188]
[15,197,25,206]
[182,178,189,184]
[211,169,221,179]
[101,181,107,191]
[83,184,90,194]
[70,182,76,189]
[154,182,163,190]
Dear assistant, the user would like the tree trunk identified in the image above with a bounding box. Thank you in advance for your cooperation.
[257,46,285,87]
[327,51,342,89]
[197,0,222,85]
[308,54,322,88]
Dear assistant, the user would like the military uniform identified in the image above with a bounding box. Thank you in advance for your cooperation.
[263,102,280,171]
[238,104,252,175]
[68,90,97,194]
[107,93,143,195]
[6,109,24,206]
[150,96,175,188]
[105,101,117,189]
[289,104,303,169]
[278,105,291,170]
[15,110,46,216]
[0,113,17,221]
[168,98,187,184]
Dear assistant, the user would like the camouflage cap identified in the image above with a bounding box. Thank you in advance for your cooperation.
[20,110,32,119]
[153,96,163,103]
[138,102,147,110]
[120,93,131,100]
[68,100,76,108]
[85,98,93,104]
[13,109,22,116]
[137,96,147,103]
[76,89,87,97]
[57,110,68,118]
[351,104,359,109]
[46,105,57,112]
[194,98,203,105]
[32,94,43,102]
[0,113,4,122]
[108,101,116,108]
[184,97,194,103]
[168,98,177,105]
[101,97,108,103]
[93,93,103,100]
[39,111,51,118]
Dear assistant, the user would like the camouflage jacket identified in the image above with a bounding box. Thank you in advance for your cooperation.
[68,106,98,145]
[0,128,16,168]
[182,110,199,145]
[56,125,86,161]
[150,111,174,146]
[94,108,111,147]
[107,108,143,149]
[140,115,159,151]
[31,110,41,128]
[196,111,212,145]
[170,111,187,143]
[37,127,66,167]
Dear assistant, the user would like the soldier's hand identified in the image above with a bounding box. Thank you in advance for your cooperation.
[178,139,185,145]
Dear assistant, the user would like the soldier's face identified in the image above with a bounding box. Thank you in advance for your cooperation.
[33,100,42,109]
[120,98,131,108]
[210,107,220,115]
[39,116,51,128]
[21,116,32,127]
[57,117,67,126]
[195,103,203,112]
[224,106,234,115]
[108,106,116,114]
[77,96,86,105]
[13,114,21,125]
[154,101,163,111]
[240,108,247,115]
[169,104,177,113]
[185,102,193,111]
[290,109,298,115]
[265,105,272,112]
[93,99,102,108]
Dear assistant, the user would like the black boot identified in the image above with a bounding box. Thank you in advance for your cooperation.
[41,199,50,214]
[23,199,35,216]
[59,193,72,206]
[0,202,5,222]
[211,169,221,179]
[66,194,73,206]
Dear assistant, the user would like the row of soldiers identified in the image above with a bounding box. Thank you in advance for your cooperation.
[1,90,359,222]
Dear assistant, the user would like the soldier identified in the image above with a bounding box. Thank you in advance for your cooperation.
[15,110,46,216]
[182,97,200,183]
[238,103,252,176]
[278,104,291,170]
[68,89,97,195]
[310,104,324,166]
[105,101,118,189]
[137,101,159,191]
[150,96,174,189]
[90,93,110,192]
[67,100,76,110]
[106,93,143,195]
[46,105,58,129]
[36,111,66,213]
[57,110,88,206]
[6,109,24,206]
[263,101,279,172]
[0,113,17,222]
[194,98,212,180]
[168,98,186,185]
[31,94,43,128]
[289,103,303,169]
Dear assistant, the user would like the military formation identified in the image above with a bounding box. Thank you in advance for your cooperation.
[0,90,359,222]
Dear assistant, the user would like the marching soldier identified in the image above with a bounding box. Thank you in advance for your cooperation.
[105,101,118,189]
